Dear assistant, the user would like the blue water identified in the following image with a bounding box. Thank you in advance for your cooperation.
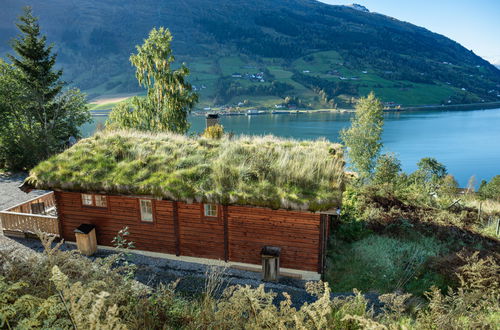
[81,108,500,186]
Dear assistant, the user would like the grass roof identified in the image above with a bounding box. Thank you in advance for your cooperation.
[26,130,346,211]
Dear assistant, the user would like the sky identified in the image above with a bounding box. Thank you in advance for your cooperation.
[320,0,500,66]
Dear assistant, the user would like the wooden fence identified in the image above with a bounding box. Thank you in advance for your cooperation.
[0,192,59,236]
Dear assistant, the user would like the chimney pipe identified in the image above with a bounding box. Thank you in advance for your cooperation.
[206,113,220,128]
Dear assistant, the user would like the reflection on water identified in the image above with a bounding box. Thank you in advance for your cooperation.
[81,109,500,186]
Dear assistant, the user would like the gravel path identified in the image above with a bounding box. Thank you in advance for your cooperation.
[0,172,47,211]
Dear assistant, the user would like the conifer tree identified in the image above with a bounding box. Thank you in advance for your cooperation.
[8,7,63,111]
[0,7,90,169]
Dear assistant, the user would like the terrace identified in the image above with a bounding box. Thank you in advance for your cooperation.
[0,192,59,237]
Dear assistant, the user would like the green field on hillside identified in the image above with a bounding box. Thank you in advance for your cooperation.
[84,52,475,110]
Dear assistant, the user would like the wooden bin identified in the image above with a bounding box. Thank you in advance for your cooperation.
[74,224,97,256]
[261,246,281,282]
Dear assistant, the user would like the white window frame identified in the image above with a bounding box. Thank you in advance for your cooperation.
[95,195,107,208]
[81,194,93,206]
[81,194,107,208]
[203,204,218,217]
[140,199,154,222]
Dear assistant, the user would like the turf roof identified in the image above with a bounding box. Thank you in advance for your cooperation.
[26,130,346,211]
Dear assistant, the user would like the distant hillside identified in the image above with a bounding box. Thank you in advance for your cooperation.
[1,0,500,109]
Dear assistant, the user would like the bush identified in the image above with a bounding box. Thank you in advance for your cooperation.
[479,175,500,201]
[336,221,372,243]
[202,124,224,139]
[373,152,401,185]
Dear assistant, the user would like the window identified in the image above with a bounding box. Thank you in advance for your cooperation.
[140,199,153,222]
[95,195,107,208]
[203,204,218,217]
[82,194,94,206]
[81,194,107,208]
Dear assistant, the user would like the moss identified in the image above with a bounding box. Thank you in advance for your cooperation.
[27,130,345,211]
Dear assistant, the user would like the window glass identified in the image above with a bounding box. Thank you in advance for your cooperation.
[95,195,107,208]
[204,204,217,217]
[82,194,93,206]
[140,200,153,222]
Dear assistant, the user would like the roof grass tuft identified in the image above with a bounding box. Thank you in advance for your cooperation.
[26,130,346,211]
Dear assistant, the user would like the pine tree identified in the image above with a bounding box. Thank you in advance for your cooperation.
[8,7,63,109]
[0,7,90,169]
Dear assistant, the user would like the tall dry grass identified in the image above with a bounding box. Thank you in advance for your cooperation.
[27,129,345,211]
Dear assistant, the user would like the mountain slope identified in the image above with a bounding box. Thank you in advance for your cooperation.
[1,0,499,108]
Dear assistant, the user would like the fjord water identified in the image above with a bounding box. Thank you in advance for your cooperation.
[82,108,500,186]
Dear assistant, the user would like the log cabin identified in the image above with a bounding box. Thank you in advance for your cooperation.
[22,130,346,279]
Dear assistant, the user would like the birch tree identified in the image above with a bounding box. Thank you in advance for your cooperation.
[107,27,198,134]
[340,92,384,181]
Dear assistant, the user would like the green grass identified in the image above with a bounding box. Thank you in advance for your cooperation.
[326,224,449,295]
[218,56,248,76]
[292,51,343,74]
[226,95,284,108]
[267,66,293,79]
[88,101,122,110]
[27,130,345,211]
[359,82,456,106]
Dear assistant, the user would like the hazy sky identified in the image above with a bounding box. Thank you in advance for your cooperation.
[320,0,500,65]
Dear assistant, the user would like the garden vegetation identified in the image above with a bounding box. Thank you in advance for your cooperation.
[0,232,498,329]
[324,93,500,323]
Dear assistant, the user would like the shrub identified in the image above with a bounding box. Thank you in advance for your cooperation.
[202,123,224,139]
[479,175,500,201]
[336,221,373,243]
[416,252,500,329]
[373,152,402,185]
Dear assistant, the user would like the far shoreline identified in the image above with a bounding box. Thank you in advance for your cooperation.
[89,101,500,117]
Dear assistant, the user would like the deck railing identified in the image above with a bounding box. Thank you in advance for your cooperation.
[0,192,59,236]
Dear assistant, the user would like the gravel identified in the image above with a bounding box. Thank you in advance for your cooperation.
[0,172,47,211]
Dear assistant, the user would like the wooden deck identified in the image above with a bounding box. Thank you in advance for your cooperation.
[0,192,59,236]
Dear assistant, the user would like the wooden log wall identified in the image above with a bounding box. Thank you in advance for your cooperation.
[55,191,322,272]
[55,192,177,254]
[226,206,321,272]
